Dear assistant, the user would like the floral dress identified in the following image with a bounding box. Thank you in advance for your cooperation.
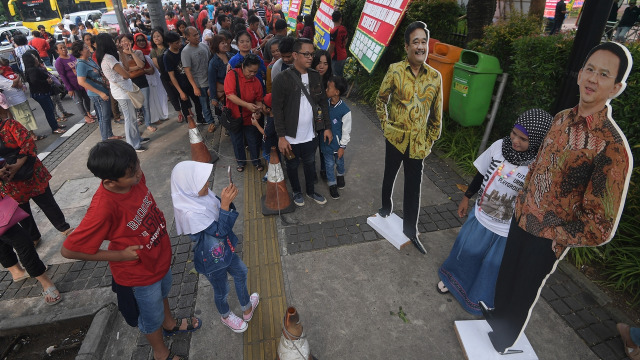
[0,118,51,203]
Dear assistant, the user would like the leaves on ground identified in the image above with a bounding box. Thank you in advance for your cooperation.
[456,183,468,192]
[389,306,410,323]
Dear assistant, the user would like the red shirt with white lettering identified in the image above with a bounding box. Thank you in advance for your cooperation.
[63,173,172,287]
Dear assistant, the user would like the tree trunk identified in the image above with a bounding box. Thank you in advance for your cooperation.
[181,0,192,26]
[112,0,130,35]
[146,0,167,32]
[528,0,546,19]
[466,0,497,44]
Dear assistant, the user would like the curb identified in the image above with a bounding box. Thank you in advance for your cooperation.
[0,304,96,336]
[76,303,119,360]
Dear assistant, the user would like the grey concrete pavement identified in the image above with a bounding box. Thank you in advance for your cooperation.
[0,95,633,360]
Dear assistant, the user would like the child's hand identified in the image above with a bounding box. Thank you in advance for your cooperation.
[337,148,345,159]
[120,245,142,261]
[457,197,470,218]
[220,184,238,210]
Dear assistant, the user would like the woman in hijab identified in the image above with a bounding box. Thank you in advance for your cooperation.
[436,109,553,315]
[170,161,259,334]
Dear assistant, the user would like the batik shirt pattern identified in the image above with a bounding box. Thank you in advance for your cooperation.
[376,59,443,159]
[515,106,632,258]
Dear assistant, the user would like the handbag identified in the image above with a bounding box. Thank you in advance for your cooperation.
[0,196,29,237]
[126,83,145,109]
[219,70,244,133]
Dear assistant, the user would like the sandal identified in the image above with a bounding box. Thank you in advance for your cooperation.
[207,123,216,133]
[42,286,62,306]
[165,352,186,360]
[53,129,67,134]
[162,317,202,337]
[256,164,264,172]
[58,124,67,129]
[31,134,47,141]
[108,136,124,140]
[57,117,68,122]
[146,126,157,133]
[62,227,75,236]
[236,165,245,172]
[436,281,449,294]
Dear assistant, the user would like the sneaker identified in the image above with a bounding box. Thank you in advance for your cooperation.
[220,312,248,333]
[337,176,345,189]
[410,236,427,254]
[135,146,147,153]
[243,293,260,321]
[293,192,305,207]
[140,137,150,145]
[307,192,327,205]
[329,185,340,199]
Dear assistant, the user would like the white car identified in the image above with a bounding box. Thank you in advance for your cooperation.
[0,26,33,68]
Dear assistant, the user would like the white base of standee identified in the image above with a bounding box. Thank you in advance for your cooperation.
[454,320,538,360]
[367,214,410,250]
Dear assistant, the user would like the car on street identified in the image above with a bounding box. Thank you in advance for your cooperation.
[0,26,33,68]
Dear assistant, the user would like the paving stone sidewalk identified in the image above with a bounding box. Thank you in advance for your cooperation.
[0,102,634,359]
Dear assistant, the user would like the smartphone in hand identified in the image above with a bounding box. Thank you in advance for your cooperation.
[228,166,233,184]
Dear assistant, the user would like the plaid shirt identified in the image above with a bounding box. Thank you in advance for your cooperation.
[515,105,633,258]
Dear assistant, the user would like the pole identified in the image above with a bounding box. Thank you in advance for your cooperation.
[552,0,614,114]
[478,73,509,155]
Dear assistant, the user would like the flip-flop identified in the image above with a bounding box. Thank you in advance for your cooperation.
[436,281,449,294]
[108,136,124,140]
[53,129,67,134]
[12,273,30,282]
[236,165,245,172]
[31,134,47,141]
[162,317,202,337]
[42,286,62,306]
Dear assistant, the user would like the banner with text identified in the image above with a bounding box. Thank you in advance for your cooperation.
[349,0,410,73]
[313,0,343,50]
[287,0,302,32]
[544,0,583,18]
[302,0,313,17]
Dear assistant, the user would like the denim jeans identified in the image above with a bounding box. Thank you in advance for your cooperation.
[42,57,52,67]
[117,98,142,149]
[203,253,250,317]
[615,26,631,42]
[229,124,262,167]
[90,95,114,140]
[31,93,59,131]
[72,88,92,115]
[323,150,345,186]
[140,86,151,127]
[332,59,346,77]
[198,86,214,124]
[286,139,317,195]
[632,327,640,346]
[132,269,172,334]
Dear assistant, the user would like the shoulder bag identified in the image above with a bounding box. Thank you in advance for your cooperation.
[111,78,145,109]
[286,69,323,127]
[219,70,244,133]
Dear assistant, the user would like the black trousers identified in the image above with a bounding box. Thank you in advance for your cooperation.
[177,83,203,121]
[18,186,70,242]
[0,223,47,277]
[285,139,317,195]
[487,218,558,351]
[161,76,181,112]
[380,139,424,239]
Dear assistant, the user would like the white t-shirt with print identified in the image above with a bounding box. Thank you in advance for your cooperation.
[473,139,529,237]
[286,73,315,145]
[101,54,134,100]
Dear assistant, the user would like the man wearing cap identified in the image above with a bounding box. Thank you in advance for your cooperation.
[376,21,443,254]
[483,42,634,354]
[615,0,640,42]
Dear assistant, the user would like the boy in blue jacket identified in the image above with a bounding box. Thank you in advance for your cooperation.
[321,75,352,199]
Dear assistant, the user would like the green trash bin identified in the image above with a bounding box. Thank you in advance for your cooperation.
[449,50,502,127]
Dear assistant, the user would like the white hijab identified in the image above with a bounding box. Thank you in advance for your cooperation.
[171,161,221,235]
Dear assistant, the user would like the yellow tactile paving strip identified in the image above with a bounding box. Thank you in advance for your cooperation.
[242,165,287,360]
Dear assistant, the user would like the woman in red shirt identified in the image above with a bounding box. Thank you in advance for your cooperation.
[224,54,264,172]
